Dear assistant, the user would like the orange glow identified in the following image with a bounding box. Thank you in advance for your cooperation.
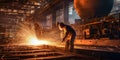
[80,0,86,6]
[16,21,53,46]
[28,37,50,46]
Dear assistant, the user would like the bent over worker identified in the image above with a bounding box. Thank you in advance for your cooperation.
[57,22,76,52]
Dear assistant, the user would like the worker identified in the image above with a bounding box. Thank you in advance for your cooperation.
[57,22,76,52]
[34,22,42,39]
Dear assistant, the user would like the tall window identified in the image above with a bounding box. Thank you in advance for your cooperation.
[68,2,80,24]
[56,8,64,23]
[46,14,52,29]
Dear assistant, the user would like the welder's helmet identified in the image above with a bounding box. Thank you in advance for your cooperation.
[59,22,65,28]
[57,22,65,30]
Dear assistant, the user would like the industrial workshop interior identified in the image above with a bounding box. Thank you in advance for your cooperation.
[0,0,120,60]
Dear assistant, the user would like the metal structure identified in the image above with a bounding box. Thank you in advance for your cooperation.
[0,0,58,41]
[0,45,94,60]
[0,0,60,15]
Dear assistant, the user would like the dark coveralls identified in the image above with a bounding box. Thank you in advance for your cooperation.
[62,25,76,52]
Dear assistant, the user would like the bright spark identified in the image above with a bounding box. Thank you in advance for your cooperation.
[16,21,51,46]
[28,37,50,46]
